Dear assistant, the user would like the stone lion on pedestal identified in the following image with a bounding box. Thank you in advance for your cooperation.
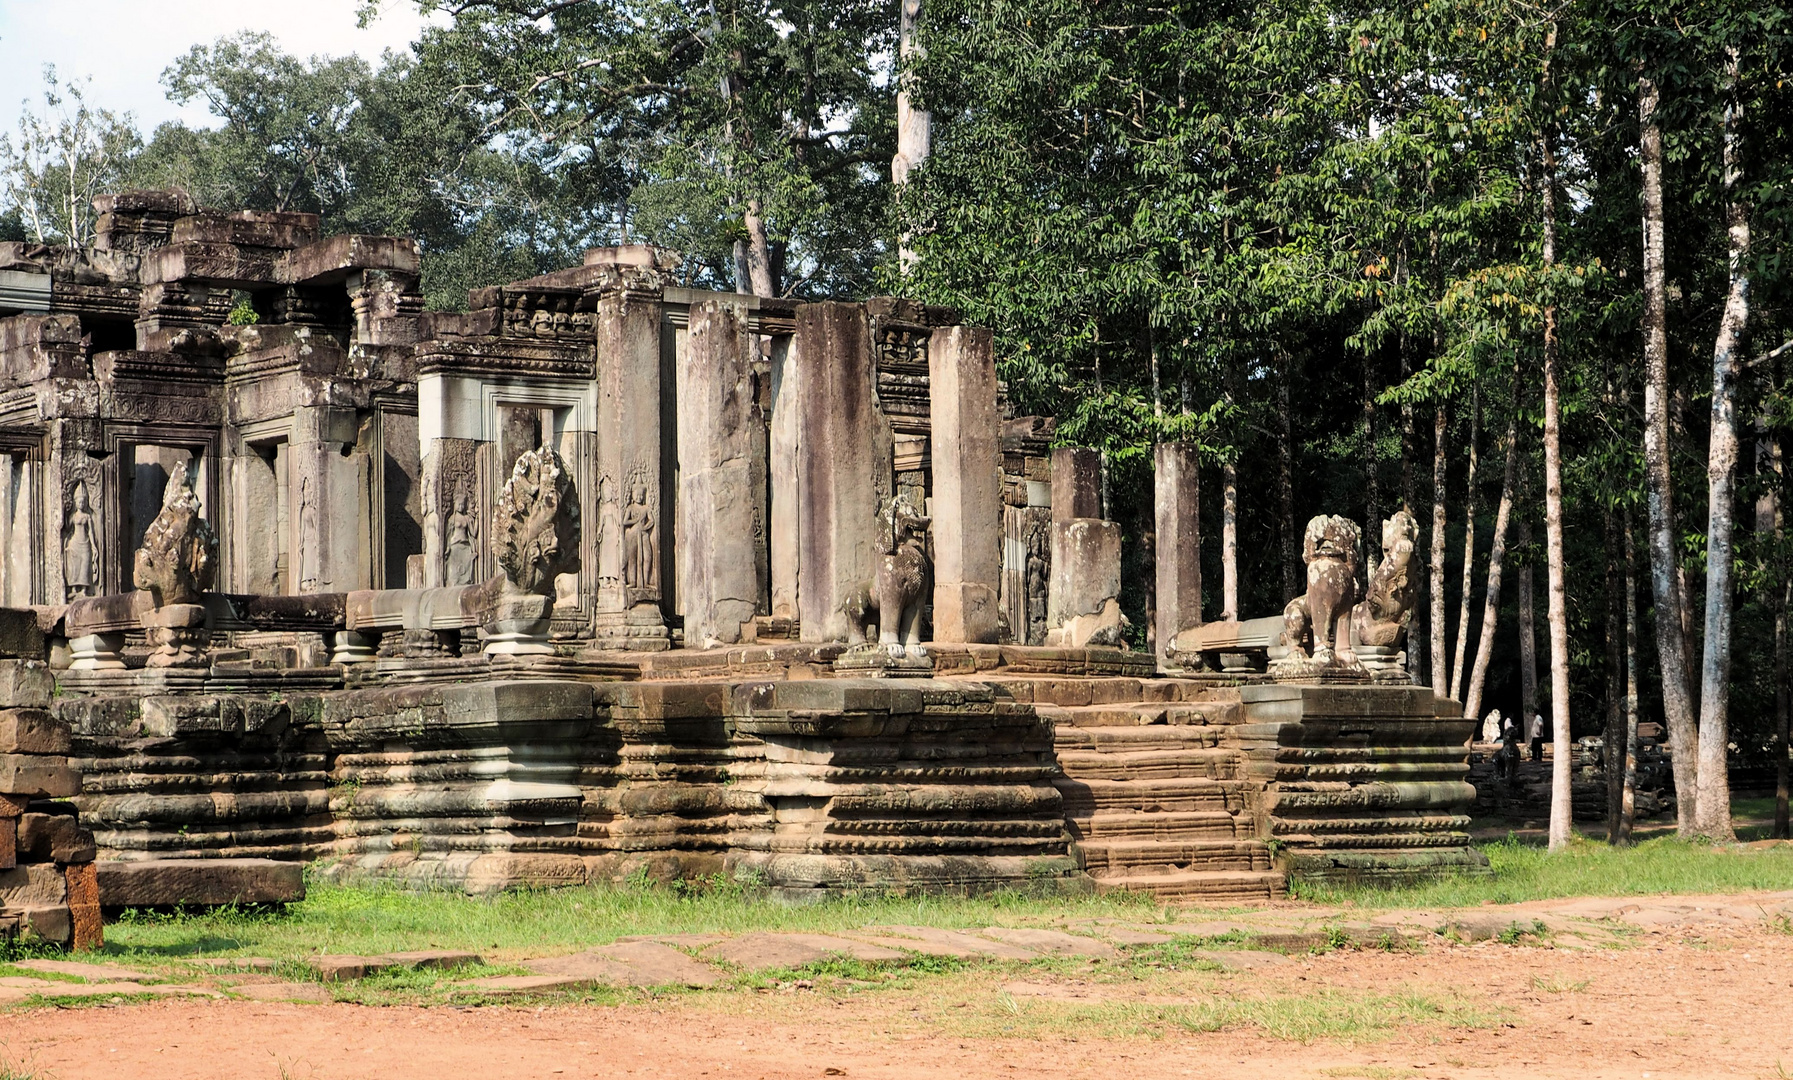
[1270,513,1363,678]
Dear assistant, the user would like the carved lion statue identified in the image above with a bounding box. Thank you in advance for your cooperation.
[1352,509,1419,648]
[1279,513,1361,665]
[491,447,581,597]
[132,461,217,607]
[843,492,932,655]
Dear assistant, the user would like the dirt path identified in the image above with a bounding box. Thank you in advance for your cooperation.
[6,893,1792,1080]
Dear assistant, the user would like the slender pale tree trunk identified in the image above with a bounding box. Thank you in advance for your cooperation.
[892,0,930,273]
[1223,359,1241,619]
[1431,404,1449,698]
[1518,511,1538,728]
[1542,22,1574,850]
[1363,352,1381,566]
[1692,46,1751,840]
[1463,415,1519,722]
[1605,510,1626,841]
[1619,510,1640,845]
[1639,73,1699,835]
[744,199,775,296]
[1777,438,1790,839]
[1279,349,1299,601]
[1450,388,1481,703]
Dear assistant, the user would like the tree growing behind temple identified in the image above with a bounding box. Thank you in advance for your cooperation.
[0,67,141,246]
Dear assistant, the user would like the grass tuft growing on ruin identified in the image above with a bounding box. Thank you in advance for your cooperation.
[1295,835,1793,908]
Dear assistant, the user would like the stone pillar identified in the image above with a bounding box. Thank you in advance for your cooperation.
[1046,447,1125,648]
[928,325,1002,643]
[677,300,763,647]
[289,406,365,594]
[592,284,670,649]
[1153,441,1201,668]
[1051,447,1102,521]
[796,302,893,642]
[768,336,800,622]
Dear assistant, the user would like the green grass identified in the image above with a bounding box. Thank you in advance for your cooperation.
[1296,835,1793,908]
[952,987,1504,1043]
[97,875,1166,964]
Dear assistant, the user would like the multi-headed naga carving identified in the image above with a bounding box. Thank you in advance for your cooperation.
[481,446,581,656]
[1271,514,1363,676]
[133,461,216,607]
[493,446,581,597]
[843,492,933,659]
[132,461,217,667]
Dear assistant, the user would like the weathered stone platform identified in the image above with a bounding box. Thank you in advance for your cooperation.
[54,644,1481,902]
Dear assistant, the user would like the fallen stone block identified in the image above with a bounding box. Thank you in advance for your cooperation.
[860,926,1038,960]
[96,858,305,907]
[454,974,605,996]
[523,940,718,988]
[306,955,394,982]
[379,950,481,972]
[230,981,332,1003]
[977,927,1116,958]
[702,932,906,971]
[0,661,52,709]
[15,957,154,982]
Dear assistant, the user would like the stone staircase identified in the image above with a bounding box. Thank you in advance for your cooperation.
[980,676,1285,902]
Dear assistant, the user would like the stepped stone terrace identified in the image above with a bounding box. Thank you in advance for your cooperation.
[0,192,1480,926]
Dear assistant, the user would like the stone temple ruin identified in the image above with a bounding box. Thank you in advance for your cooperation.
[0,192,1483,941]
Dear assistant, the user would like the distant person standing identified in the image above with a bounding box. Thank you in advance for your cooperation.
[1528,712,1544,762]
[1483,708,1502,745]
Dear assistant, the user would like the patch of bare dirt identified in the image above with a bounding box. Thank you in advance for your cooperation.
[6,895,1793,1080]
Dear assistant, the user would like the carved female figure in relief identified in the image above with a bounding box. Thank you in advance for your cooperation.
[444,485,477,586]
[622,473,657,592]
[63,481,96,599]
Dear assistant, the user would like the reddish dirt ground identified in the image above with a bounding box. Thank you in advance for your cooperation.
[4,903,1791,1080]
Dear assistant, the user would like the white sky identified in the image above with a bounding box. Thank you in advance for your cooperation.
[0,0,439,132]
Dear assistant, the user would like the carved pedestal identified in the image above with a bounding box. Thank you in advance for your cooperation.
[143,603,209,668]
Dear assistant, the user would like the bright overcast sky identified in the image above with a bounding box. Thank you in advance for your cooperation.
[0,0,440,132]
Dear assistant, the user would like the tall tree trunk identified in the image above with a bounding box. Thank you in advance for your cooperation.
[1463,415,1520,722]
[1693,45,1750,841]
[1543,21,1574,851]
[891,0,929,273]
[1402,323,1421,684]
[743,198,776,297]
[1450,388,1481,703]
[1363,351,1381,566]
[1619,510,1640,845]
[1431,404,1449,698]
[1279,349,1299,601]
[1605,509,1626,841]
[1222,359,1242,619]
[1639,72,1699,835]
[1780,431,1792,840]
[1518,510,1538,733]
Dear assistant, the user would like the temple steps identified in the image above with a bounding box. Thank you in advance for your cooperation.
[1094,868,1286,902]
[1036,679,1286,904]
[1068,809,1246,841]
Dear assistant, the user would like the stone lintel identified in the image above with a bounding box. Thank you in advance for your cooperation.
[277,234,421,286]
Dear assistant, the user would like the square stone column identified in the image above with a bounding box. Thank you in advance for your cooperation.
[289,405,366,594]
[928,325,1002,643]
[768,336,800,621]
[1051,447,1101,520]
[592,285,669,649]
[677,299,764,647]
[796,302,892,642]
[1154,441,1201,668]
[1046,447,1125,648]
